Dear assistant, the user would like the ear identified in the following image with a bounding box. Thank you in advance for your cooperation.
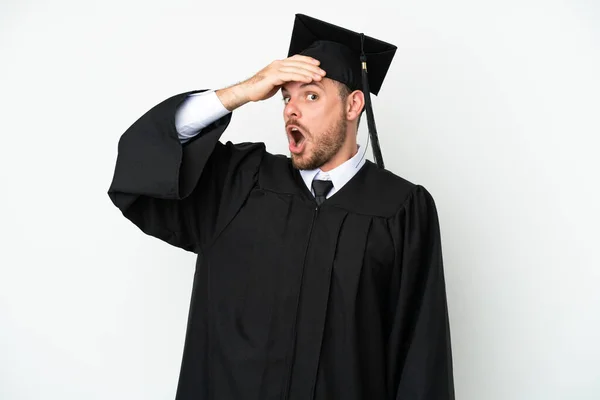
[346,90,365,122]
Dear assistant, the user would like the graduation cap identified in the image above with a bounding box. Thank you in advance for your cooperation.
[288,14,397,169]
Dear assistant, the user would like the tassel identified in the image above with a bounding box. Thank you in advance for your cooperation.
[360,33,384,169]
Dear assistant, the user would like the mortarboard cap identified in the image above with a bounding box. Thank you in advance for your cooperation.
[287,14,397,168]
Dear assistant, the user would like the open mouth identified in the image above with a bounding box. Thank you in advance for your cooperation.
[287,125,306,151]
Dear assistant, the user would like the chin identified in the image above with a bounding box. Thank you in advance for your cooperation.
[290,155,306,170]
[292,153,330,171]
[291,153,312,170]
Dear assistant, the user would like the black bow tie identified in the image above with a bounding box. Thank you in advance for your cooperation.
[312,179,333,206]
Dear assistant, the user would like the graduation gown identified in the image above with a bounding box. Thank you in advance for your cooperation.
[108,90,454,400]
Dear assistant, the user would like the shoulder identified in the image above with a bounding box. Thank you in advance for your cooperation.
[256,151,303,195]
[215,140,267,168]
[367,163,417,198]
[352,162,436,217]
[216,144,300,194]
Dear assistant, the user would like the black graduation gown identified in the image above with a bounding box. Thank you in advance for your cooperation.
[108,90,454,400]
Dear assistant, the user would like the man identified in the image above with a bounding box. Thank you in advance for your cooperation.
[109,14,454,400]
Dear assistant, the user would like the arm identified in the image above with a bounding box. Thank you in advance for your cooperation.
[388,186,455,399]
[108,90,264,253]
[175,54,326,142]
[175,90,231,143]
[107,56,326,252]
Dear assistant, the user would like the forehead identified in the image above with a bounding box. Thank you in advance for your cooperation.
[281,78,335,93]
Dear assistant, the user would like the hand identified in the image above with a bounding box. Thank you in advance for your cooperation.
[242,55,326,102]
[216,56,326,111]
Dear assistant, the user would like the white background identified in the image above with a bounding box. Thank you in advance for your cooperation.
[1,1,599,399]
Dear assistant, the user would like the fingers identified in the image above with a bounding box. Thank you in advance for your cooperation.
[254,55,327,98]
[288,54,321,65]
[281,61,326,78]
[276,56,326,85]
[279,66,323,81]
[276,72,314,84]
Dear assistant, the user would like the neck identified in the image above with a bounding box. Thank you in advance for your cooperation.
[319,140,358,172]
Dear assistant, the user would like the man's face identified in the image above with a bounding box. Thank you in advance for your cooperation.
[281,78,348,170]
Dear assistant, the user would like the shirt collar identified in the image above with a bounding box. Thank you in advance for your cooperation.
[299,145,367,195]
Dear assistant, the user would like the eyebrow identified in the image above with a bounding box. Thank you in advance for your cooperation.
[281,81,325,94]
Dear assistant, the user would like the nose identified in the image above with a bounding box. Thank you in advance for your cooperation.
[284,98,301,120]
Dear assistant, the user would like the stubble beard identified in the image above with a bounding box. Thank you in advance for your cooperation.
[291,111,348,171]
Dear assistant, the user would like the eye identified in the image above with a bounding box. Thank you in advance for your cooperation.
[306,93,318,101]
[282,96,290,104]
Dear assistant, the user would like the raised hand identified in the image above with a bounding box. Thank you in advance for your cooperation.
[216,55,326,111]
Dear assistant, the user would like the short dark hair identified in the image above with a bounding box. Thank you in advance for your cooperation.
[336,82,364,129]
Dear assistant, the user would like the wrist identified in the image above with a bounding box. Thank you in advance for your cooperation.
[216,83,250,112]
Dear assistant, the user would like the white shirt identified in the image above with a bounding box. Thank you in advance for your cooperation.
[297,146,366,199]
[175,90,232,142]
[175,90,366,199]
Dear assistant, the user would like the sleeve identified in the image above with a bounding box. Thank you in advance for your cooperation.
[387,185,455,400]
[175,90,231,142]
[107,89,265,254]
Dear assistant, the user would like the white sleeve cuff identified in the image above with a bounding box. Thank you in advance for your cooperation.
[175,90,231,141]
